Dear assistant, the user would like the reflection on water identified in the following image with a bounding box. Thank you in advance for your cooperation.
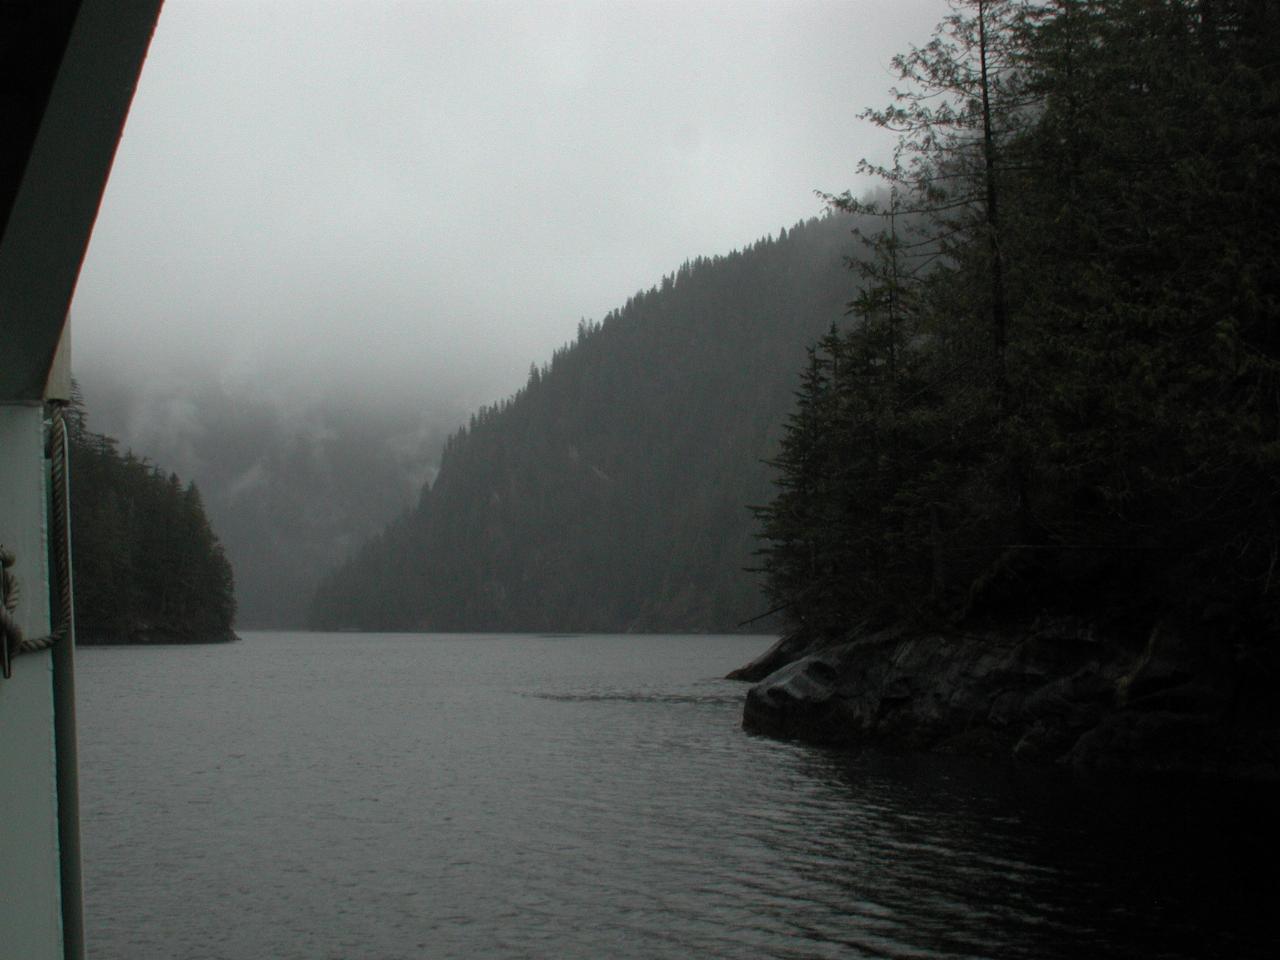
[77,633,1277,960]
[777,749,1274,959]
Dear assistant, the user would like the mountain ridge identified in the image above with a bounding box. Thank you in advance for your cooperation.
[310,213,863,632]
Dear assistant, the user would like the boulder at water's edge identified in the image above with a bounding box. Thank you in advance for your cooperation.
[738,620,1280,780]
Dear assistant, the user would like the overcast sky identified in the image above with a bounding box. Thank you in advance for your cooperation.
[71,0,952,413]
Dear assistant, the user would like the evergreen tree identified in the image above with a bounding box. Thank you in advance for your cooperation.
[67,389,237,643]
[756,0,1280,640]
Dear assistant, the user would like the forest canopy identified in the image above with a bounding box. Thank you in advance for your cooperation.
[753,0,1280,642]
[309,215,859,632]
[67,391,237,644]
[311,0,1277,643]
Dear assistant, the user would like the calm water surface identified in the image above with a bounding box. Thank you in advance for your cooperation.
[77,632,1276,959]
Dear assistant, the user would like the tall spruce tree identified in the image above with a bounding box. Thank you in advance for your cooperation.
[756,0,1280,640]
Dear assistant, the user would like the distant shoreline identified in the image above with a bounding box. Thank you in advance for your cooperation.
[77,629,240,646]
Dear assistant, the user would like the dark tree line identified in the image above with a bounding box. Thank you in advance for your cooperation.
[309,215,860,632]
[66,392,236,643]
[754,0,1280,643]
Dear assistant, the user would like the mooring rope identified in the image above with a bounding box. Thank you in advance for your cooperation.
[1,404,73,678]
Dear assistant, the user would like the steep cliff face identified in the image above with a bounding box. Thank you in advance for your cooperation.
[735,622,1280,780]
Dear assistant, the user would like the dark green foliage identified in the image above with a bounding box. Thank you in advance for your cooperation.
[755,0,1280,641]
[67,391,236,643]
[309,215,859,632]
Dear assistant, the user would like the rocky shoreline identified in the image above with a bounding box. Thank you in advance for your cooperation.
[731,620,1280,781]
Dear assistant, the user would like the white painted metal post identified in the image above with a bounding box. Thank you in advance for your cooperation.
[0,403,65,960]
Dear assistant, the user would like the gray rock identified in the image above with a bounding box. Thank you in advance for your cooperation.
[737,619,1280,780]
[726,632,814,682]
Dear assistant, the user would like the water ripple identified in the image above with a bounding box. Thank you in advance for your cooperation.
[75,632,1280,960]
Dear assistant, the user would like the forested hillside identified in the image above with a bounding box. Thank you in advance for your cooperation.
[754,0,1280,644]
[67,395,237,643]
[309,213,859,632]
[77,373,459,627]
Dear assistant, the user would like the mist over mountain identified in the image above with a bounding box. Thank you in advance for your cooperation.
[75,370,463,626]
[310,213,861,633]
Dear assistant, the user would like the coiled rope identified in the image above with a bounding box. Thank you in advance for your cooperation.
[1,404,73,679]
